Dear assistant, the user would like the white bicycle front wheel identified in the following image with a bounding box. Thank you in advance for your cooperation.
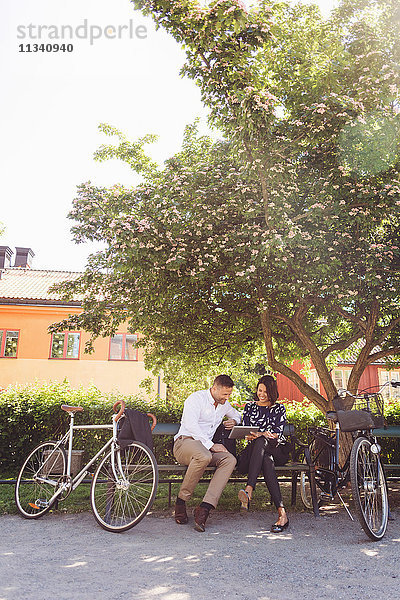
[91,441,158,532]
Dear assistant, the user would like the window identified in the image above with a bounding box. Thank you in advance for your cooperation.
[0,329,19,357]
[333,369,351,390]
[307,370,320,393]
[50,332,80,359]
[109,334,138,361]
[379,370,400,399]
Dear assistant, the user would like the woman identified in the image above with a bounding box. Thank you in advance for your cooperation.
[237,375,290,532]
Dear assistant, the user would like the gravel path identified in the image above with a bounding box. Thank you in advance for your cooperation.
[1,506,399,600]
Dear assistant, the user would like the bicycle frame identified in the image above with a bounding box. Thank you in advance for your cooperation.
[309,423,351,496]
[36,411,124,503]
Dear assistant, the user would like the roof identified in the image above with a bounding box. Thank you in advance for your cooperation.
[335,339,387,366]
[0,268,82,306]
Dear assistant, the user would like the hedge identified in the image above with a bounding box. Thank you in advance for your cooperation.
[1,382,399,475]
[0,381,183,475]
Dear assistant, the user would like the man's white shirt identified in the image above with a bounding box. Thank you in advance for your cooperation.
[174,388,241,450]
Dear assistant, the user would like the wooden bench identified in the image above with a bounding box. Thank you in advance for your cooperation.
[373,426,400,475]
[152,422,320,516]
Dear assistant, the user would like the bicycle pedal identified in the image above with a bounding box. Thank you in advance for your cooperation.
[320,492,333,501]
[29,499,49,509]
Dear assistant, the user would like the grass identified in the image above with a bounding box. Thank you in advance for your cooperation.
[3,477,400,522]
[1,475,310,516]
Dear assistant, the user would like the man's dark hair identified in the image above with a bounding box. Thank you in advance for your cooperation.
[213,374,234,388]
[255,375,279,404]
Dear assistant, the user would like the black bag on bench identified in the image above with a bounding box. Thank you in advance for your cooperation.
[212,423,236,456]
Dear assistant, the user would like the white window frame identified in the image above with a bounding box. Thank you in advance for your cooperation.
[333,369,351,390]
[379,370,400,399]
[306,370,320,393]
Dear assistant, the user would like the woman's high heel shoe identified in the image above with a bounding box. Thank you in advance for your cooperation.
[238,489,251,511]
[270,518,289,533]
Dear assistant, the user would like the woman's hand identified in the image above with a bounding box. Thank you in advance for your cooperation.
[245,431,262,441]
[263,431,278,440]
[245,431,278,441]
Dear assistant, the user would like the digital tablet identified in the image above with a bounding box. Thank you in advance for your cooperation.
[228,426,260,439]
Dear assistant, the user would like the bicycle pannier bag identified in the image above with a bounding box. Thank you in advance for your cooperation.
[336,409,375,432]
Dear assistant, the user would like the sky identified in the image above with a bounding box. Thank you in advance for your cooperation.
[0,0,338,272]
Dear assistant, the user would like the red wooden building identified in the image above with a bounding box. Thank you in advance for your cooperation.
[276,358,400,403]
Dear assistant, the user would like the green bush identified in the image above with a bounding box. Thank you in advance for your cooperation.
[0,381,184,475]
[1,382,400,476]
[378,397,400,466]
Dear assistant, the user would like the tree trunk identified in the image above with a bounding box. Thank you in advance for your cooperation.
[260,307,329,413]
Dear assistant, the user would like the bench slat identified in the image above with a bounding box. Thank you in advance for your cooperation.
[152,422,295,436]
[153,423,180,436]
[373,426,400,438]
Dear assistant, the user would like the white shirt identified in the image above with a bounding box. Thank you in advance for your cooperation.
[174,388,241,450]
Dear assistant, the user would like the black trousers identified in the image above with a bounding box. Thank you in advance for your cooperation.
[237,436,290,509]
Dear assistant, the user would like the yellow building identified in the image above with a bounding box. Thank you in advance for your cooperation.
[0,246,165,397]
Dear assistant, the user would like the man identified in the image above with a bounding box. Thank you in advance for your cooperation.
[173,374,241,532]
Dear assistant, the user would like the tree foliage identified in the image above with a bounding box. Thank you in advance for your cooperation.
[51,0,400,412]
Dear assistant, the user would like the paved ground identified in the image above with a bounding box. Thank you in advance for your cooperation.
[1,503,399,600]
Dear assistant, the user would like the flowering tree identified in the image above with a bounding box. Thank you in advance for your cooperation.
[51,0,400,413]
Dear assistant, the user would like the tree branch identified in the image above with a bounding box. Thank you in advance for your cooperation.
[321,331,364,360]
[331,305,367,331]
[366,346,400,365]
[373,316,400,348]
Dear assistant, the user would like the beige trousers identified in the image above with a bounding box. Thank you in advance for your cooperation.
[173,436,237,508]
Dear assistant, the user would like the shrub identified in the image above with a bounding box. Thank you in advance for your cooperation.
[378,397,400,466]
[0,381,184,474]
[1,383,400,475]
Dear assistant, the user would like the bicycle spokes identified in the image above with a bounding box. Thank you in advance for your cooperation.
[350,437,388,541]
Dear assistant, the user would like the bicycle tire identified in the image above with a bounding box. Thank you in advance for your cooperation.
[300,441,325,509]
[350,436,388,541]
[90,441,158,532]
[15,441,67,519]
[300,436,337,509]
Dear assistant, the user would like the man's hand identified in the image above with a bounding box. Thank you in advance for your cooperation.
[223,418,236,430]
[210,443,228,453]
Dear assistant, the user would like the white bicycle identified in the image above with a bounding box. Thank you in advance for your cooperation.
[15,401,158,532]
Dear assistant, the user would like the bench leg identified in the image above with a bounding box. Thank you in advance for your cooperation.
[308,465,320,517]
[168,482,172,508]
[291,471,298,506]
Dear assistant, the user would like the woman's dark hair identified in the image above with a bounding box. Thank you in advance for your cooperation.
[255,375,279,404]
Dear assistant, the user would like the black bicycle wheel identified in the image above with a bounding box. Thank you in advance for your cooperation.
[350,436,388,541]
[15,441,67,519]
[300,440,331,509]
[300,441,316,509]
[91,441,158,532]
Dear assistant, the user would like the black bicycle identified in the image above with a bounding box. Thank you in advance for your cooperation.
[300,380,400,541]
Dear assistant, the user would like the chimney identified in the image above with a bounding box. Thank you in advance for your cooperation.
[14,247,35,269]
[0,246,13,269]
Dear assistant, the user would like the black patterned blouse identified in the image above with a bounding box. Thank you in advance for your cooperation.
[242,402,287,444]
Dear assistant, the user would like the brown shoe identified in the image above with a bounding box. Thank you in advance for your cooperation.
[193,505,209,532]
[174,502,188,525]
